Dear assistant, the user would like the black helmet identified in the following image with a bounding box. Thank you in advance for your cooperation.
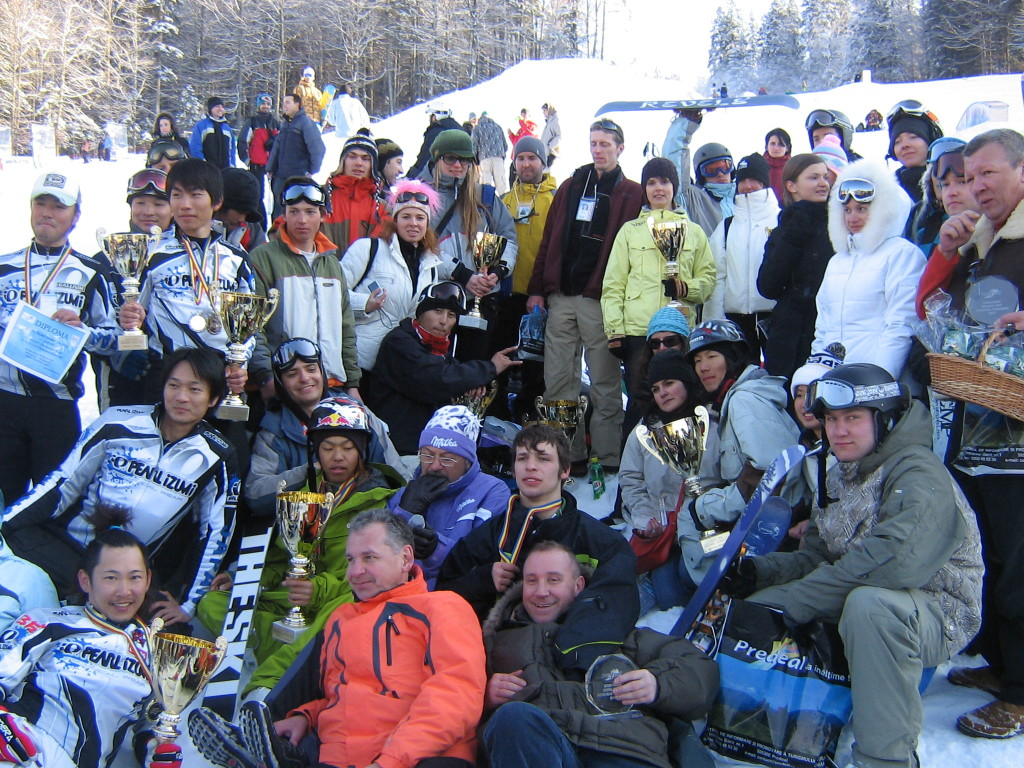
[416,280,467,317]
[806,363,909,443]
[804,109,854,152]
[686,319,747,361]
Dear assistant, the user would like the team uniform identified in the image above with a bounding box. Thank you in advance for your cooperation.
[3,404,237,615]
[0,605,153,768]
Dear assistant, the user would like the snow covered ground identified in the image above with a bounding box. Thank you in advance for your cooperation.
[2,57,1020,768]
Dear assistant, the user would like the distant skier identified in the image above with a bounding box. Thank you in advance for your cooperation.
[293,66,323,126]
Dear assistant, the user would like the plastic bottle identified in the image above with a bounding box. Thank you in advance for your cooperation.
[589,457,606,499]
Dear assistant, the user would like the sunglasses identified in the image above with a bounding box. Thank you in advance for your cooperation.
[698,157,734,179]
[648,334,684,351]
[440,154,471,166]
[836,178,875,204]
[282,183,327,207]
[127,169,168,199]
[590,119,624,143]
[146,143,186,165]
[272,337,322,372]
[395,190,431,205]
[417,452,461,467]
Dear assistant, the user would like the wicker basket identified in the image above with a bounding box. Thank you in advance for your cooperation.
[927,330,1024,421]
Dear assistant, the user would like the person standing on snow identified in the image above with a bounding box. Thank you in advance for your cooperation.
[237,92,280,228]
[189,97,236,170]
[293,66,323,126]
[266,93,326,221]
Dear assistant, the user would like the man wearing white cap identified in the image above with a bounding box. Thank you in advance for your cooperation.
[0,172,119,502]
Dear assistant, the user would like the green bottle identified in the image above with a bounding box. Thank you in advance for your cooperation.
[589,457,606,500]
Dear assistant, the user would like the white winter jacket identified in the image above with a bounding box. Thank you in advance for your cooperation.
[705,188,779,317]
[341,235,443,370]
[812,160,925,379]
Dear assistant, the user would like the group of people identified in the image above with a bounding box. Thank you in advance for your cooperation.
[0,90,1021,768]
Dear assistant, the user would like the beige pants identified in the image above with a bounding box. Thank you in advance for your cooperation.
[479,156,508,195]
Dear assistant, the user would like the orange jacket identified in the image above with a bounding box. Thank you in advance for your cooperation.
[293,567,486,768]
[322,174,388,255]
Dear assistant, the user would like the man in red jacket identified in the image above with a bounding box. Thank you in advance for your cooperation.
[526,119,643,472]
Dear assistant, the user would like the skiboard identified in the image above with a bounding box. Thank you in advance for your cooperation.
[670,443,805,638]
[595,94,800,116]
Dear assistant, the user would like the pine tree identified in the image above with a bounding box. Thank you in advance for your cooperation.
[757,0,803,93]
[801,0,852,90]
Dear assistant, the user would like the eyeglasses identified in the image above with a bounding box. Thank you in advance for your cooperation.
[417,452,461,467]
[836,178,875,204]
[272,337,322,372]
[648,334,684,351]
[440,154,470,166]
[395,190,431,205]
[698,157,734,179]
[418,280,467,311]
[806,378,902,412]
[282,182,327,207]
[590,119,624,144]
[146,143,186,165]
[127,169,168,199]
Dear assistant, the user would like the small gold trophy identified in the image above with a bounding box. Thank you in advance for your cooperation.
[271,486,336,643]
[535,396,590,446]
[648,217,688,317]
[97,229,155,351]
[215,289,280,421]
[461,232,508,331]
[148,619,227,743]
[451,380,498,421]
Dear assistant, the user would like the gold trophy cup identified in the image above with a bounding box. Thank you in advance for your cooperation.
[461,233,508,331]
[97,229,155,351]
[452,380,498,421]
[215,289,280,421]
[648,217,688,318]
[637,406,711,502]
[148,620,227,743]
[535,396,589,446]
[271,487,336,643]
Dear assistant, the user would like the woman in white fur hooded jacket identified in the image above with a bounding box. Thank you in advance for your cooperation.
[812,159,926,381]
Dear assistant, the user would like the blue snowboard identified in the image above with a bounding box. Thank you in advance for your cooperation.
[595,94,800,116]
[670,444,805,637]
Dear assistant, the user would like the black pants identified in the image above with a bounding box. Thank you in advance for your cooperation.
[0,389,80,505]
[487,293,544,422]
[954,470,1024,704]
[249,163,269,229]
[726,311,770,365]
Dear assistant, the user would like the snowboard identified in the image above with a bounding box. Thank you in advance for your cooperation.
[670,443,805,640]
[595,94,800,116]
[320,84,337,125]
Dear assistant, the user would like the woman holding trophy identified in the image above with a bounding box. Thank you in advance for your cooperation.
[0,508,157,768]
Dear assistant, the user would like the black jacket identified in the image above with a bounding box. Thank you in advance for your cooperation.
[757,200,834,380]
[437,492,640,673]
[367,318,496,454]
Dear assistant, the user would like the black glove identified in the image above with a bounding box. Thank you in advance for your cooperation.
[607,336,628,361]
[400,473,450,516]
[0,707,37,763]
[719,556,759,599]
[412,523,440,559]
[662,277,682,299]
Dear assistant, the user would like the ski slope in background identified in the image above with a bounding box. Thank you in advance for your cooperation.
[0,58,1019,767]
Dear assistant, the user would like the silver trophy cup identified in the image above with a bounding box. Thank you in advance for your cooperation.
[215,289,280,421]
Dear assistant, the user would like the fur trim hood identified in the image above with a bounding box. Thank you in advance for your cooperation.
[828,159,913,255]
[964,196,1024,260]
[481,561,595,637]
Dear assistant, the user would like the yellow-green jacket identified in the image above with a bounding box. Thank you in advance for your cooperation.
[601,208,716,336]
[502,173,558,295]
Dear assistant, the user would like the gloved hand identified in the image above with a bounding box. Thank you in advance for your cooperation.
[607,335,628,361]
[0,707,37,764]
[150,742,183,768]
[719,556,759,599]
[412,523,440,559]
[400,473,450,516]
[116,350,151,381]
[662,278,686,299]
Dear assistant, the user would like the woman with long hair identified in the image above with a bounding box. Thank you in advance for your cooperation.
[151,111,189,157]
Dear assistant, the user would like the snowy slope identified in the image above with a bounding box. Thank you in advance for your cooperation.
[0,58,1019,768]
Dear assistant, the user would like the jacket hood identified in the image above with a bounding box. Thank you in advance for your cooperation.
[852,399,930,476]
[828,159,912,255]
[732,187,780,221]
[277,221,337,255]
[329,173,378,197]
[483,581,527,636]
[726,364,790,411]
[345,565,428,610]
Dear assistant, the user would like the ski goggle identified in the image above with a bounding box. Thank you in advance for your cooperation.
[805,378,902,413]
[590,119,624,144]
[126,169,168,201]
[887,100,940,127]
[698,157,734,179]
[146,143,186,165]
[928,137,967,178]
[805,110,843,130]
[418,281,467,312]
[395,190,431,205]
[281,182,327,207]
[836,178,875,204]
[272,338,322,373]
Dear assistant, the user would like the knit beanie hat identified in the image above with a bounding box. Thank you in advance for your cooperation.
[513,136,547,165]
[789,348,845,399]
[375,138,403,176]
[641,157,679,206]
[430,129,475,160]
[220,168,261,221]
[341,129,379,177]
[888,116,934,159]
[812,134,848,174]
[207,97,224,113]
[735,153,771,189]
[388,178,441,218]
[646,306,691,339]
[647,349,694,388]
[419,405,480,463]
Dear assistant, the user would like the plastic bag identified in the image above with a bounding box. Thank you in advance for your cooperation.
[518,306,546,361]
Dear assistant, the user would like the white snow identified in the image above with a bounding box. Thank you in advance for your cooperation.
[2,57,1020,768]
